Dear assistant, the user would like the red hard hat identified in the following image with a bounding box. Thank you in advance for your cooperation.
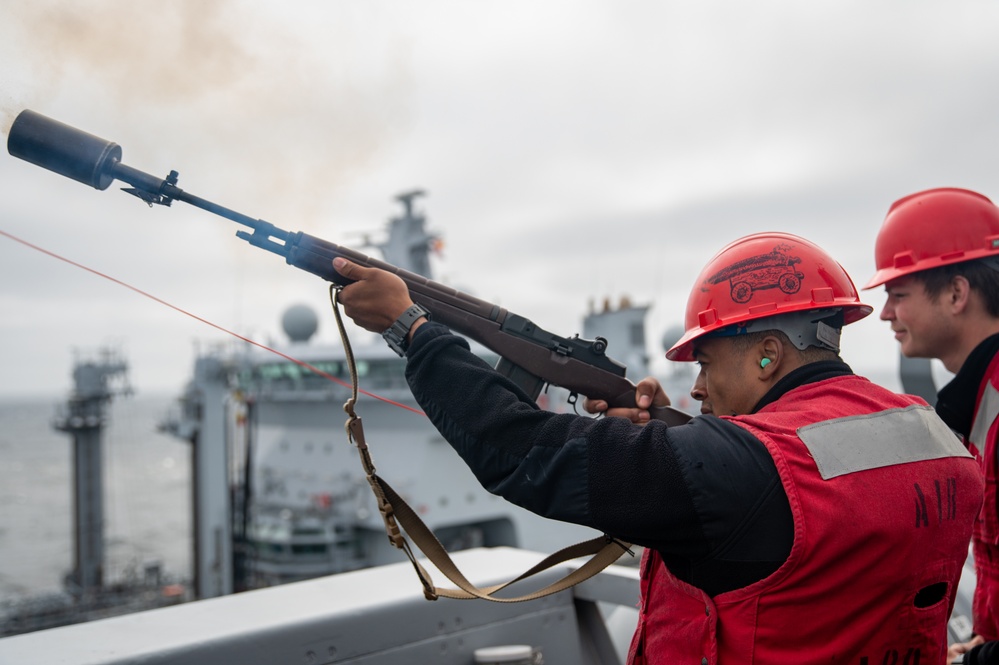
[667,232,872,361]
[865,187,999,289]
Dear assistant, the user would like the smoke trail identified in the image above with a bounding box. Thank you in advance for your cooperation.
[1,0,416,228]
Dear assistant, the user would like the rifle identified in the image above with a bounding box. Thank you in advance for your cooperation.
[7,109,690,426]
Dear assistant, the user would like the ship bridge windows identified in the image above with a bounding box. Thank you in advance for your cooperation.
[250,360,346,384]
[243,357,410,392]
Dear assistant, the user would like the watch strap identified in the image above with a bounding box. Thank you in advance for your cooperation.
[381,303,430,356]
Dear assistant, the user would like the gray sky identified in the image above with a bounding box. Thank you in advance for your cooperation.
[1,0,996,399]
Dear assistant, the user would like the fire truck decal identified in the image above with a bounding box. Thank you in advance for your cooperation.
[706,244,805,304]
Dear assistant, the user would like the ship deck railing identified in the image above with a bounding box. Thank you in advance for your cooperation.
[0,546,641,665]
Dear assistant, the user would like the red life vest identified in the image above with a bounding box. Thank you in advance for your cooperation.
[628,375,983,664]
[969,352,999,640]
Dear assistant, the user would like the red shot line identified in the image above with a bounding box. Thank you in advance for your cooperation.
[0,228,425,415]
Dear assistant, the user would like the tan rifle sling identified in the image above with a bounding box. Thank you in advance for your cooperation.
[330,287,633,602]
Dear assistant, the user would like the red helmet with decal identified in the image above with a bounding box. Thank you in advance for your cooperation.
[864,187,999,289]
[666,232,872,361]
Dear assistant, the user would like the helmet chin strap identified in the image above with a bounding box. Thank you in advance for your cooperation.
[707,309,844,353]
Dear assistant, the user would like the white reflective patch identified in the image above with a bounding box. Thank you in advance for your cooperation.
[798,405,972,480]
[969,381,999,453]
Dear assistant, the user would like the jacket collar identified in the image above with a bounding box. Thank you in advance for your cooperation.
[936,332,999,438]
[752,360,854,413]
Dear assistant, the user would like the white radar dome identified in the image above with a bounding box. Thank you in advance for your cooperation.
[282,304,319,343]
[661,324,686,353]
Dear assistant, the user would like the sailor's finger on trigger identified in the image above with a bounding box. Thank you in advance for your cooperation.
[582,397,608,414]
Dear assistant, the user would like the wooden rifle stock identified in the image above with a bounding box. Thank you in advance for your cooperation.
[263,230,690,424]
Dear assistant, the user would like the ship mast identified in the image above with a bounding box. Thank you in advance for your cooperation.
[52,348,130,599]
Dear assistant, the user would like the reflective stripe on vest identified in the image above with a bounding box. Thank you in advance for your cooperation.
[971,381,999,453]
[798,404,972,480]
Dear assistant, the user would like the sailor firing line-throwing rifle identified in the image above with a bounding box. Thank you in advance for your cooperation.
[5,108,686,604]
[7,109,988,662]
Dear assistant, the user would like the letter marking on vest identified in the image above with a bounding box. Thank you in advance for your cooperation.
[914,483,929,528]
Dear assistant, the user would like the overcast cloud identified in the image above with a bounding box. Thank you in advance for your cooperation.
[1,0,996,399]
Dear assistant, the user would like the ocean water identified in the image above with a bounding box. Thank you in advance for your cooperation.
[0,394,192,602]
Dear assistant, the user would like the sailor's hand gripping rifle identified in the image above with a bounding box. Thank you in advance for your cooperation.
[7,109,689,425]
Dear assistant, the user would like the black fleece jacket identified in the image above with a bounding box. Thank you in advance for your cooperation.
[405,322,858,597]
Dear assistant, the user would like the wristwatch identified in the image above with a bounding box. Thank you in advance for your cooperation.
[381,303,430,356]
